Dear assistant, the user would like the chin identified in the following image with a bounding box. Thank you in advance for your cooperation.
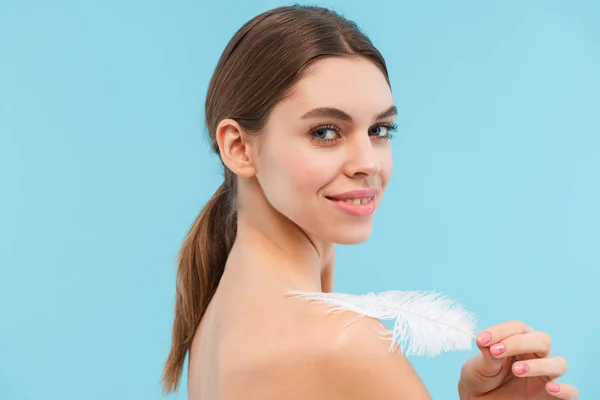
[328,225,373,245]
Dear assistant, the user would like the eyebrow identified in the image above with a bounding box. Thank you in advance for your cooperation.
[300,105,397,122]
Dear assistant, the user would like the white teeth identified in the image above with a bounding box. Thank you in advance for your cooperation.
[343,197,373,205]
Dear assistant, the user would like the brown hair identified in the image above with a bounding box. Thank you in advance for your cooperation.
[161,4,390,393]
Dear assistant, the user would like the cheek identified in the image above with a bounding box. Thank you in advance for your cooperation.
[257,144,339,219]
[273,147,337,194]
[381,151,393,186]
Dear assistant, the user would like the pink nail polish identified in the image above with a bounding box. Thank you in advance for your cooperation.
[548,382,560,393]
[513,362,529,375]
[490,343,505,355]
[477,332,492,345]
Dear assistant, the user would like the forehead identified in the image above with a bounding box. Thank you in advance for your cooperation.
[275,56,394,120]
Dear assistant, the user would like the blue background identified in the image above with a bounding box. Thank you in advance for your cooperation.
[1,0,598,398]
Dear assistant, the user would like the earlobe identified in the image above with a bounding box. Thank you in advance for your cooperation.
[215,119,257,178]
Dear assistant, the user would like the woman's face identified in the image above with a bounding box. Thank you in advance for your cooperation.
[254,56,395,245]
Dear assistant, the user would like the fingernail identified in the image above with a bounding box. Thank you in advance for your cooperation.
[477,332,492,345]
[490,343,505,355]
[513,362,529,375]
[548,382,560,393]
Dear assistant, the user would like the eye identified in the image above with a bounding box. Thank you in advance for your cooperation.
[369,122,398,139]
[309,125,341,144]
[312,126,339,140]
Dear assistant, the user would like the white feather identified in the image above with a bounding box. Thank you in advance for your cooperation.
[287,290,478,357]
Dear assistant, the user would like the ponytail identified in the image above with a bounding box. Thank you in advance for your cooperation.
[161,181,237,393]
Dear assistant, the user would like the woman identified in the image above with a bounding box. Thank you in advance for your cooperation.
[162,5,578,399]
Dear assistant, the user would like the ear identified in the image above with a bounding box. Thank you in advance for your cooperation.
[215,118,257,178]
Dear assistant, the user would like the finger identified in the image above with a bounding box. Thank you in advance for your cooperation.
[511,356,568,379]
[471,344,510,380]
[476,320,532,347]
[474,320,531,374]
[546,381,579,399]
[490,331,552,359]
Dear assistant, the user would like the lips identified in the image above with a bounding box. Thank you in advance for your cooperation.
[325,188,380,217]
[325,188,380,201]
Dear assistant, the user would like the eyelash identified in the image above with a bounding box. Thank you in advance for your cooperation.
[309,122,398,145]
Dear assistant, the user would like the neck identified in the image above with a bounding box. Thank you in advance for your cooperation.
[223,181,335,293]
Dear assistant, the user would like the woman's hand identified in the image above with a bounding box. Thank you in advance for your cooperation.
[458,320,579,400]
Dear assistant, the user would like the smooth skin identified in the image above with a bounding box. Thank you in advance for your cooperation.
[187,56,578,399]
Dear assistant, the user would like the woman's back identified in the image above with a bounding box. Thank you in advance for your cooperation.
[187,258,432,400]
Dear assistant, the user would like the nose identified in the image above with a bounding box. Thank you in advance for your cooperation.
[343,135,381,178]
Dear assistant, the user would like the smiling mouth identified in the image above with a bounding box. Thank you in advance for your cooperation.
[324,194,377,217]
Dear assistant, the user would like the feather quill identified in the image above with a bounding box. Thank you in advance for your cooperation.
[287,290,478,357]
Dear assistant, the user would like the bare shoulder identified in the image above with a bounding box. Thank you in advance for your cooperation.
[222,299,432,400]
